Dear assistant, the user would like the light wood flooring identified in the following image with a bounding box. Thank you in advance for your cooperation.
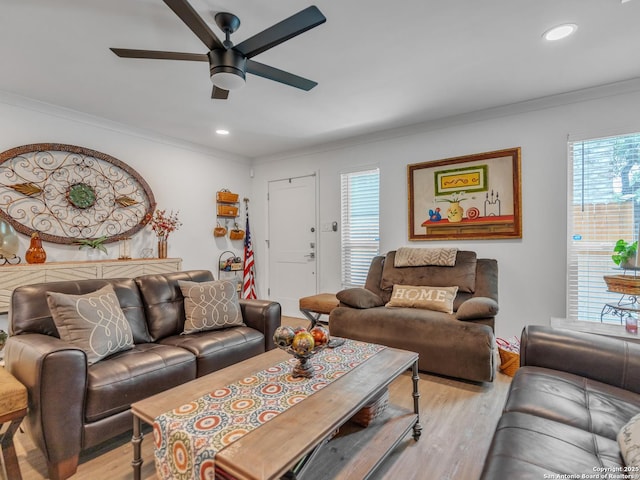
[10,316,511,480]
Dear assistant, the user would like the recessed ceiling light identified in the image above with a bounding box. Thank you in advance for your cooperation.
[215,129,230,135]
[543,23,578,41]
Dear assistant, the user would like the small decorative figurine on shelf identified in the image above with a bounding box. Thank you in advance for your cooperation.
[149,209,182,259]
[25,231,46,264]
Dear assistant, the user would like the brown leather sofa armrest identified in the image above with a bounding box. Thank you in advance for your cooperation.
[455,297,499,320]
[4,333,87,467]
[520,325,640,394]
[239,299,281,351]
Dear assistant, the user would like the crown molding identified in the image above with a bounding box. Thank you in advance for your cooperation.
[0,90,250,164]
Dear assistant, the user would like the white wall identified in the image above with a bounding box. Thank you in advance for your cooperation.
[3,82,640,341]
[0,94,252,333]
[251,81,640,340]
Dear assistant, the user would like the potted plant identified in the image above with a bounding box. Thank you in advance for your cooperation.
[612,239,638,269]
[604,239,640,295]
[75,236,108,260]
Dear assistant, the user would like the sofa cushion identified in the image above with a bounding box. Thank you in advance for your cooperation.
[480,411,623,479]
[385,285,458,313]
[337,288,385,309]
[46,285,134,365]
[179,279,244,334]
[10,277,151,342]
[380,250,477,293]
[159,327,265,376]
[456,297,499,320]
[85,343,196,422]
[504,366,640,440]
[329,305,495,382]
[135,270,214,341]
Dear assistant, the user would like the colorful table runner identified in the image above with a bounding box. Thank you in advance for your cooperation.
[153,339,385,480]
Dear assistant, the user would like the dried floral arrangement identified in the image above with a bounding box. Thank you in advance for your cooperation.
[149,209,182,238]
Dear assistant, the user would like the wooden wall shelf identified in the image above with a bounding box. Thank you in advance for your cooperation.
[0,258,182,314]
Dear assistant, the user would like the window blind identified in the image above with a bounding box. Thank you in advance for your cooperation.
[568,133,640,323]
[340,168,380,288]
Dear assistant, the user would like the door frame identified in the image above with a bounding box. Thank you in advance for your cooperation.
[266,172,320,303]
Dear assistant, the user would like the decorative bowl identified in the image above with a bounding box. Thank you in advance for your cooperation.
[273,325,330,378]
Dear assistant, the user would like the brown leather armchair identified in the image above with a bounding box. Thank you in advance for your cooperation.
[329,250,498,382]
[5,270,281,480]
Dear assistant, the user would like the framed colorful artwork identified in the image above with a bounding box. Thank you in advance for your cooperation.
[408,147,522,240]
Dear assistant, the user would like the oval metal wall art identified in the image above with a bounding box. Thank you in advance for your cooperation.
[0,143,156,244]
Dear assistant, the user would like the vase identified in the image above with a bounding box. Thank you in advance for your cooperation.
[25,231,46,264]
[447,202,464,223]
[158,238,167,259]
[621,253,639,270]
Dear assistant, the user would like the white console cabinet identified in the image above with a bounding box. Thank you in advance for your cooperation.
[0,258,182,314]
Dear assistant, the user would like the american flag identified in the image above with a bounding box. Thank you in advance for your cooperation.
[242,211,257,299]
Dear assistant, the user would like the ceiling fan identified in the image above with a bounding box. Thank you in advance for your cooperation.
[110,0,326,99]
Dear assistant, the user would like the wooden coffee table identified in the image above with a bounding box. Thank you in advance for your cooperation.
[131,344,420,480]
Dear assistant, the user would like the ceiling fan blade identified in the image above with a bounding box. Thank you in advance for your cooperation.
[246,60,317,91]
[110,48,208,62]
[212,86,229,99]
[163,0,224,50]
[234,6,326,59]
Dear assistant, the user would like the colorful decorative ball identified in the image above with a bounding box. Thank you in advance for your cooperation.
[273,326,296,348]
[292,331,315,356]
[310,326,329,347]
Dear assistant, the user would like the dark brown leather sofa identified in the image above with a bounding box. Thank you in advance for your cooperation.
[481,325,640,478]
[329,250,498,382]
[4,270,281,480]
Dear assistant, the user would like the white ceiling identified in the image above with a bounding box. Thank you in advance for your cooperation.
[2,0,640,158]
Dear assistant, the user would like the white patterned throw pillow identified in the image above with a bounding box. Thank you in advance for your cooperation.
[385,284,459,313]
[179,280,245,334]
[46,284,134,365]
[619,413,640,479]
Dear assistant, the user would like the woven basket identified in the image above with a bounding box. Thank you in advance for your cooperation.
[217,205,238,217]
[216,190,239,203]
[351,388,389,427]
[603,275,640,295]
[229,229,245,240]
[498,347,520,377]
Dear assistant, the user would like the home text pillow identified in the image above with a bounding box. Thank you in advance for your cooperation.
[179,280,244,334]
[618,412,640,479]
[46,284,134,365]
[385,285,458,314]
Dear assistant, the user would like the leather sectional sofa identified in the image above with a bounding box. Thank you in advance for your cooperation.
[481,325,640,478]
[329,250,498,383]
[4,270,281,480]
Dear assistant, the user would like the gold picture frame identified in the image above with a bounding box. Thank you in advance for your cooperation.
[408,147,522,241]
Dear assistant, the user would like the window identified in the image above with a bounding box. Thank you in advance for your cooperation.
[341,168,380,288]
[568,132,640,323]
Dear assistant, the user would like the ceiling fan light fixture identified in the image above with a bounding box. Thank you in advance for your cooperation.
[209,49,246,90]
[543,23,577,41]
[211,70,246,90]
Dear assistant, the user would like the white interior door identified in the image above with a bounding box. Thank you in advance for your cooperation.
[268,175,317,316]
